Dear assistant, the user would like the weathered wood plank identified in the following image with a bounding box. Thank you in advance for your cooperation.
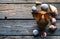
[0,2,60,4]
[0,4,60,19]
[0,4,34,19]
[0,36,60,39]
[37,0,60,2]
[0,20,36,36]
[0,20,60,36]
[0,28,60,36]
[0,36,34,39]
[0,0,60,3]
[1,36,60,39]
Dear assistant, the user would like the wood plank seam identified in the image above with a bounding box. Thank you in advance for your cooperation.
[0,35,60,36]
[0,18,60,20]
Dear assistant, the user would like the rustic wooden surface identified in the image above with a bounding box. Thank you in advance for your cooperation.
[0,20,60,36]
[0,0,60,39]
[0,4,60,19]
[0,20,60,39]
[0,0,59,3]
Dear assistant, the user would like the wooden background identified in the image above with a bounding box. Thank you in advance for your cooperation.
[0,0,60,39]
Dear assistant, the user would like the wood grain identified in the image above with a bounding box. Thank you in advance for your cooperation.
[0,20,60,36]
[0,0,60,39]
[0,36,60,39]
[0,4,34,19]
[0,4,60,19]
[0,0,60,3]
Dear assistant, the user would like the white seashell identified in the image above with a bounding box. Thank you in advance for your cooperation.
[32,6,37,11]
[49,25,56,28]
[50,5,58,15]
[33,29,39,35]
[40,4,48,10]
[52,18,56,23]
